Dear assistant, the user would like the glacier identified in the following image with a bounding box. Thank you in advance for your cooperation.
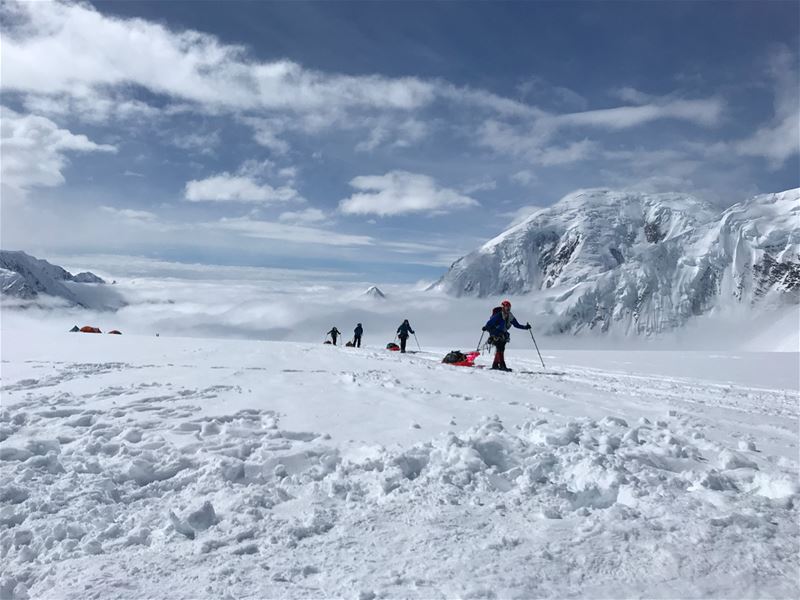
[433,188,800,335]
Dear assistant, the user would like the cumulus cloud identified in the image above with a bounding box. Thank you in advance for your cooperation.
[339,171,479,217]
[0,105,116,194]
[184,161,303,203]
[185,175,301,203]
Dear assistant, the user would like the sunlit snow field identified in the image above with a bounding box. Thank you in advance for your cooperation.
[1,259,798,598]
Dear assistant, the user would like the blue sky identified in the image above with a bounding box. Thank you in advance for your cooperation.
[1,0,797,281]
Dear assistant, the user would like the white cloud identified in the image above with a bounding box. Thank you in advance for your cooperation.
[355,117,429,152]
[1,1,438,114]
[461,178,497,194]
[510,170,537,186]
[100,206,158,222]
[185,174,301,203]
[171,130,221,154]
[20,88,163,123]
[212,217,373,246]
[504,205,544,227]
[478,94,721,165]
[278,208,327,225]
[517,76,588,111]
[555,98,723,130]
[339,171,479,217]
[735,46,800,168]
[240,117,291,154]
[478,120,596,165]
[184,160,302,203]
[0,105,116,194]
[538,139,597,166]
[610,87,654,105]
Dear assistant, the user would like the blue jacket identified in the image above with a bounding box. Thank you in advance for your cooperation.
[485,308,527,338]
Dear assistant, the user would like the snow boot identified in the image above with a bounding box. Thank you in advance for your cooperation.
[492,350,504,369]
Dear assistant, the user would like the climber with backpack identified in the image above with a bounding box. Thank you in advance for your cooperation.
[353,323,363,348]
[482,300,531,371]
[327,326,341,345]
[396,319,415,353]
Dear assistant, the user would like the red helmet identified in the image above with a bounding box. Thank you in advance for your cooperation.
[501,300,511,309]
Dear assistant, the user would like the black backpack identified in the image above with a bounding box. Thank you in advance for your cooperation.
[442,350,468,364]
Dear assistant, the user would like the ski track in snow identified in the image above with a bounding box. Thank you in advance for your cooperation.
[0,334,798,599]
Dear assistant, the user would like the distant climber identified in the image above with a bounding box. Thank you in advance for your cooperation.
[483,300,531,371]
[353,323,363,348]
[396,319,415,353]
[327,327,341,345]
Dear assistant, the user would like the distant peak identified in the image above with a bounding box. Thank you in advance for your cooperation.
[363,285,386,299]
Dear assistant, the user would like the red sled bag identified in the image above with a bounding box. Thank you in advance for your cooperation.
[442,350,480,367]
[386,342,400,351]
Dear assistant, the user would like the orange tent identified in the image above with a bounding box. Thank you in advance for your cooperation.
[79,326,102,333]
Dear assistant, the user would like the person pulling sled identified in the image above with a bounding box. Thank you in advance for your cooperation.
[327,326,341,345]
[396,319,415,353]
[482,300,531,371]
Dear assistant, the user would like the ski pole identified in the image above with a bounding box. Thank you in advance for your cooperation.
[413,333,421,351]
[528,328,546,369]
[476,331,485,352]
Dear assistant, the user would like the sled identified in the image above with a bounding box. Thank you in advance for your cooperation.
[386,342,400,351]
[442,350,480,367]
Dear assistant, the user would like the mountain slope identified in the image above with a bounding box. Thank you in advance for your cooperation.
[0,250,107,307]
[433,188,799,335]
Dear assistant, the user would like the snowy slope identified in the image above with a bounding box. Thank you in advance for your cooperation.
[434,188,800,335]
[1,322,797,599]
[0,250,107,307]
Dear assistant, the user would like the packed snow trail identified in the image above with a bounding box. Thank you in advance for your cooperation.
[0,331,797,599]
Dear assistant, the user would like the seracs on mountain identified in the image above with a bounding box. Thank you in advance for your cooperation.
[433,188,799,335]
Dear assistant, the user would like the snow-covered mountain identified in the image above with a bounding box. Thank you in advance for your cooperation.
[433,188,800,335]
[363,285,387,299]
[0,250,108,307]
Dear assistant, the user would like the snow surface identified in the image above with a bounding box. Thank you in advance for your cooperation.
[1,323,798,599]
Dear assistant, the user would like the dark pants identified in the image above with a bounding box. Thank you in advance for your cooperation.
[354,335,361,348]
[331,335,338,346]
[399,336,408,353]
[493,339,506,368]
